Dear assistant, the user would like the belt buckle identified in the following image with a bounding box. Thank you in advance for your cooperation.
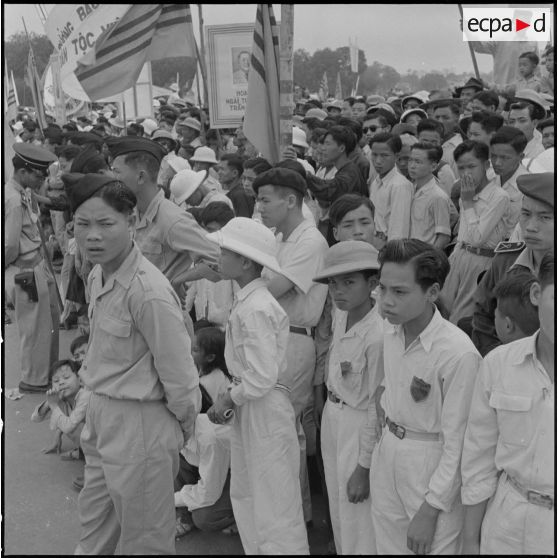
[389,421,406,439]
[527,490,553,509]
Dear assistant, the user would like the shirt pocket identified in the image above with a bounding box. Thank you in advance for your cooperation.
[140,240,164,268]
[489,391,533,447]
[97,313,133,363]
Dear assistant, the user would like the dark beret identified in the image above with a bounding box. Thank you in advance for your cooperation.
[61,172,120,212]
[70,145,106,173]
[63,131,104,145]
[106,137,166,163]
[517,173,554,210]
[252,167,307,196]
[13,143,57,170]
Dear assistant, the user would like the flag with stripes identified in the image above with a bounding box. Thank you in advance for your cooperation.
[26,49,47,129]
[243,4,281,164]
[5,64,18,121]
[319,71,329,101]
[335,72,343,100]
[75,4,196,101]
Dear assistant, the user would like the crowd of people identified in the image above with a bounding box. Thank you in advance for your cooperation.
[4,41,555,555]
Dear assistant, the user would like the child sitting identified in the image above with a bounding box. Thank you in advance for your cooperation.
[70,334,89,365]
[494,271,540,344]
[31,359,90,455]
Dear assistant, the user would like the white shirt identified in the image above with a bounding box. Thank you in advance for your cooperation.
[523,134,545,161]
[262,220,329,328]
[200,368,232,405]
[185,278,239,329]
[369,166,412,239]
[495,164,529,236]
[379,307,481,512]
[461,333,554,505]
[442,133,463,178]
[457,182,510,248]
[175,414,231,510]
[227,279,290,406]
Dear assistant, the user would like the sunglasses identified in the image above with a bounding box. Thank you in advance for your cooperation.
[363,126,381,133]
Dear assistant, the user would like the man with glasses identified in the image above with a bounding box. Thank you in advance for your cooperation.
[5,143,60,393]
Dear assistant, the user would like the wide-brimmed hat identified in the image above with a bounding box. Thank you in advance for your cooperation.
[401,90,430,108]
[108,117,125,129]
[169,169,207,205]
[313,240,380,283]
[292,126,309,149]
[206,217,282,275]
[512,89,550,120]
[400,108,428,123]
[152,129,177,147]
[305,107,328,120]
[455,77,484,97]
[366,94,386,106]
[190,146,218,165]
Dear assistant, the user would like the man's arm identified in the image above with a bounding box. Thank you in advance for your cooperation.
[4,204,23,266]
[306,165,364,203]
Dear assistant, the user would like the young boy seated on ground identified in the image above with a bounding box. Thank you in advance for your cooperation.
[70,334,89,365]
[493,271,540,344]
[31,359,91,456]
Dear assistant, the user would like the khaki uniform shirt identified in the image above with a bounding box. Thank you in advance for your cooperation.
[461,332,554,504]
[410,177,452,245]
[135,190,219,284]
[81,244,200,432]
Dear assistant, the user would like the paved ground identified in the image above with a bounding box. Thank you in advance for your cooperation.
[2,314,331,555]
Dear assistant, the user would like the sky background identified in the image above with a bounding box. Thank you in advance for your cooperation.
[4,4,552,75]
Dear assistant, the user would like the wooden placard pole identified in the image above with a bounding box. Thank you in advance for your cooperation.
[279,4,294,156]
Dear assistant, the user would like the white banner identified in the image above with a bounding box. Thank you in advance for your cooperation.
[44,4,131,79]
[43,63,86,118]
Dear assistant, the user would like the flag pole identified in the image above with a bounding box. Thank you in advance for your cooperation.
[279,4,294,155]
[457,4,481,80]
[22,16,45,136]
[197,4,210,109]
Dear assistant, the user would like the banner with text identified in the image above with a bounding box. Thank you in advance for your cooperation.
[206,23,254,128]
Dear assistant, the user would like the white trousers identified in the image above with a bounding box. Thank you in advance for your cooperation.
[285,332,316,523]
[230,388,309,555]
[480,473,554,554]
[321,400,375,555]
[370,429,464,555]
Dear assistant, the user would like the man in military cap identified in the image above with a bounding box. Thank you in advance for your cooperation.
[176,116,203,160]
[5,143,60,392]
[472,173,554,356]
[109,137,219,294]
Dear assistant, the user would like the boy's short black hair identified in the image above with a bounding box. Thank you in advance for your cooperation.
[220,153,244,176]
[493,271,540,335]
[243,157,272,174]
[343,96,356,107]
[369,132,402,154]
[329,194,374,227]
[417,118,444,138]
[411,141,443,164]
[379,239,450,291]
[59,145,82,161]
[199,201,235,229]
[453,140,490,163]
[70,334,89,356]
[432,100,460,116]
[309,127,329,144]
[489,126,528,154]
[326,125,357,155]
[469,110,504,134]
[49,359,80,382]
[195,326,230,378]
[536,117,554,132]
[337,117,363,142]
[538,251,554,289]
[472,90,500,111]
[519,51,539,65]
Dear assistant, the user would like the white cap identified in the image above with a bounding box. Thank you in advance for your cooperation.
[142,118,158,136]
[13,121,24,132]
[400,108,428,123]
[206,217,282,274]
[190,146,218,165]
[153,99,161,108]
[167,155,192,173]
[109,117,125,129]
[169,169,207,205]
[292,126,309,149]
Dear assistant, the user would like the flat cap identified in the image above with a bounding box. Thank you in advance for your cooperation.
[63,131,104,146]
[107,137,166,163]
[512,89,550,120]
[62,172,121,212]
[13,143,57,171]
[455,77,484,96]
[517,173,554,209]
[252,167,307,196]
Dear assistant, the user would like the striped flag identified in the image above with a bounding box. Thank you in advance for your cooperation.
[5,64,18,121]
[26,49,47,129]
[243,4,281,164]
[75,4,196,101]
[318,71,329,101]
[335,72,343,100]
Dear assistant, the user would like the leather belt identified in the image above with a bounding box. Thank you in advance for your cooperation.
[507,474,554,510]
[459,243,494,258]
[289,325,315,338]
[385,417,441,441]
[15,252,43,270]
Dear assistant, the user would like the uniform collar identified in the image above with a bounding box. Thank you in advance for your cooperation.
[511,331,539,365]
[138,189,164,225]
[511,247,537,274]
[473,181,496,201]
[389,304,443,353]
[414,176,437,195]
[340,304,381,338]
[499,164,528,188]
[235,277,267,302]
[375,166,398,186]
[8,176,26,195]
[92,242,143,293]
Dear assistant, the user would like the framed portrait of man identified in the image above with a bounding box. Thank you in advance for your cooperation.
[206,23,254,128]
